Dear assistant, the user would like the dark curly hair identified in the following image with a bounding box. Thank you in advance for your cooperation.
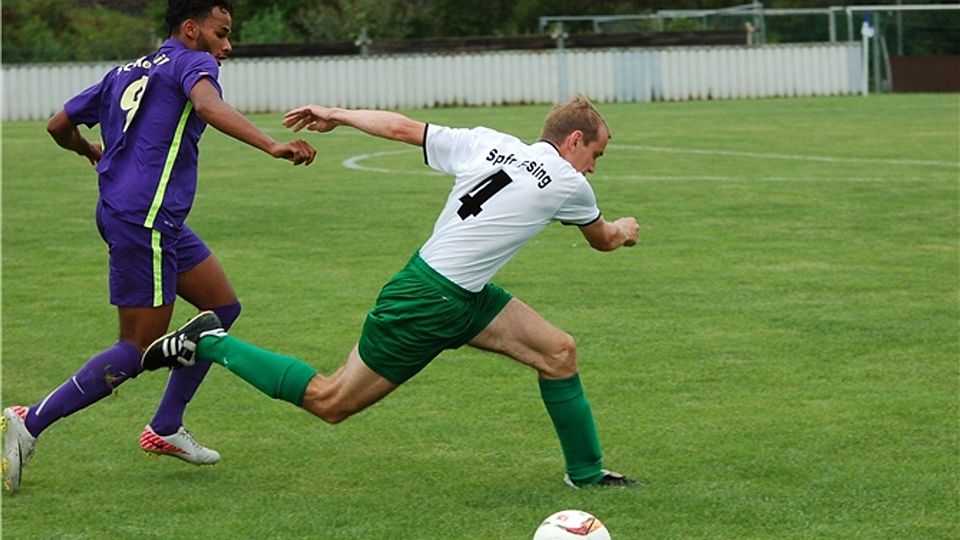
[165,0,234,33]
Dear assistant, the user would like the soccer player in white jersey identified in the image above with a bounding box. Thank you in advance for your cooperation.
[144,96,641,487]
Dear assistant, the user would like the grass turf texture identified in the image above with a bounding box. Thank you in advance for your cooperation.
[2,94,958,539]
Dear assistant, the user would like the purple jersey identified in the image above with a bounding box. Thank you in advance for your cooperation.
[64,39,222,235]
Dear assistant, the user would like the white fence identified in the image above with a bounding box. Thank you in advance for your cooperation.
[3,42,862,121]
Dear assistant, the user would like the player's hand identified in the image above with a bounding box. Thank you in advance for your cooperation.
[271,140,316,166]
[618,217,640,247]
[83,141,103,167]
[283,105,339,133]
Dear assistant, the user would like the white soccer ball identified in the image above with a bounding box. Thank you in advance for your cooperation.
[533,509,612,540]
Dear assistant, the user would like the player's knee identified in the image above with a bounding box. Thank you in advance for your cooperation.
[542,332,578,379]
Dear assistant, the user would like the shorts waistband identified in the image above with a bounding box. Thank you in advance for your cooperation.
[407,252,477,302]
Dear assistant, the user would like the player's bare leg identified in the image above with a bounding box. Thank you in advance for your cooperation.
[119,305,177,351]
[177,254,238,310]
[469,298,578,379]
[300,346,398,424]
[470,298,639,488]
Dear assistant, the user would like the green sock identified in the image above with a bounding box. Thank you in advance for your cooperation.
[197,335,317,406]
[539,373,605,485]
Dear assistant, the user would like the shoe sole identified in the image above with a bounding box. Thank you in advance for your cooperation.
[1,414,8,479]
[1,413,18,492]
[141,449,215,467]
[564,471,643,489]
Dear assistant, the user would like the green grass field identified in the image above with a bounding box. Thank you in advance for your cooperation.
[2,94,958,539]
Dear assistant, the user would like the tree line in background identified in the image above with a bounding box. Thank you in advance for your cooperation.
[3,0,957,63]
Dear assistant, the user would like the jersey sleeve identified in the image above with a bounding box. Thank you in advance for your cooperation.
[179,53,222,97]
[424,124,487,176]
[556,179,602,226]
[63,79,106,128]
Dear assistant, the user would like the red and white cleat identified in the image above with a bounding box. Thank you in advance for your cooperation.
[140,425,220,465]
[2,406,37,492]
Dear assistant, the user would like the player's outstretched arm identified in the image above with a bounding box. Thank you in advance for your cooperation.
[578,216,639,252]
[283,106,426,147]
[189,79,316,166]
[46,110,102,166]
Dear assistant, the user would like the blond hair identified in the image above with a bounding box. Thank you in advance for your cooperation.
[539,95,610,145]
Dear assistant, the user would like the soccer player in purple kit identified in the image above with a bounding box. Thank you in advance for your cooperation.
[1,0,316,493]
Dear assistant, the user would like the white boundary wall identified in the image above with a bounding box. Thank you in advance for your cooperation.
[3,43,862,121]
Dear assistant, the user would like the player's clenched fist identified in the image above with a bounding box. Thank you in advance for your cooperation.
[617,217,640,247]
[271,140,316,165]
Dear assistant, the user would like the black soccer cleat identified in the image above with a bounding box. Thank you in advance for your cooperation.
[564,469,643,489]
[142,311,225,370]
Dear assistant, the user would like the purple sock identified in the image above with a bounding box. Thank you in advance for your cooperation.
[149,303,242,435]
[24,341,141,438]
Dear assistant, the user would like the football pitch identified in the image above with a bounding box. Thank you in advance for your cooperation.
[2,94,958,539]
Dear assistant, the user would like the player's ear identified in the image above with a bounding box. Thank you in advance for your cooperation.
[181,19,199,41]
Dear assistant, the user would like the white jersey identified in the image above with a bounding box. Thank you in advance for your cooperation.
[419,124,601,292]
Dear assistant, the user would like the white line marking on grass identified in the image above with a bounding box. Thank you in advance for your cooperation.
[600,174,734,181]
[343,148,957,181]
[612,144,959,168]
[343,150,734,180]
[595,174,940,183]
[343,149,443,176]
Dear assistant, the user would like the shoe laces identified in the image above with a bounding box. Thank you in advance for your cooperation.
[176,428,203,450]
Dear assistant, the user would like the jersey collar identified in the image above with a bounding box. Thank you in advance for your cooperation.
[535,139,560,155]
[160,38,189,52]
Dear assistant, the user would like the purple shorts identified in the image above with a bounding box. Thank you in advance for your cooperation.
[96,203,211,307]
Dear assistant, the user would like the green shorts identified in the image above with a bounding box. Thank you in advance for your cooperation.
[358,252,512,385]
